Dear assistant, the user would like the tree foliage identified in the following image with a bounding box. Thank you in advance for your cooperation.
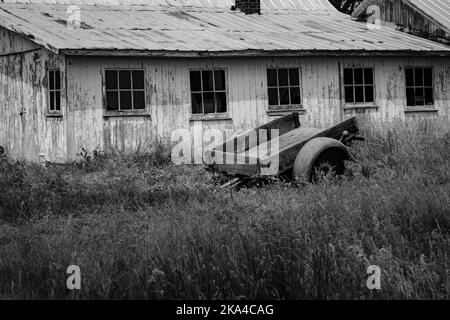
[329,0,362,14]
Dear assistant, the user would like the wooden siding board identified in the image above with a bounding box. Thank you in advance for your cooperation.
[60,55,449,162]
[0,44,67,161]
[2,50,449,162]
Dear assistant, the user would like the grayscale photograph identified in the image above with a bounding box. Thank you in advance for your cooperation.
[0,0,449,310]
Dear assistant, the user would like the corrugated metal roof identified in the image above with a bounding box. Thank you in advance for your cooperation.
[0,0,337,11]
[409,0,450,30]
[0,0,449,56]
[353,0,450,31]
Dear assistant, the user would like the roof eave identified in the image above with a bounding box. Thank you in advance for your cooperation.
[60,49,450,58]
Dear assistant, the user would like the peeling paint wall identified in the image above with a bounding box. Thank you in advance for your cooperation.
[1,26,449,162]
[0,26,39,55]
[64,55,450,161]
[0,27,66,162]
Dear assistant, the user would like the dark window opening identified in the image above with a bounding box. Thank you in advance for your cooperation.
[48,70,61,112]
[344,67,375,104]
[105,70,145,111]
[190,70,227,115]
[267,68,302,109]
[405,67,434,107]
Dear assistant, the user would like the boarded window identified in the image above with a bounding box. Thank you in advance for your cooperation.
[105,70,145,111]
[405,67,434,107]
[267,68,301,109]
[48,70,61,112]
[190,70,227,114]
[344,68,375,104]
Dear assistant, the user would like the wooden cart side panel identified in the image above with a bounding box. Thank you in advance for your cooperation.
[212,112,300,155]
[269,116,359,174]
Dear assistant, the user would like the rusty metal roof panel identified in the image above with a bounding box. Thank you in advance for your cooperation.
[0,1,449,55]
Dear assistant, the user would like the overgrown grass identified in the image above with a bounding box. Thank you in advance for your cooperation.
[0,119,449,299]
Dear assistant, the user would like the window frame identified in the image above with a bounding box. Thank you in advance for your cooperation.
[189,68,229,118]
[103,68,147,115]
[404,66,435,109]
[47,69,62,114]
[343,67,376,107]
[266,67,303,112]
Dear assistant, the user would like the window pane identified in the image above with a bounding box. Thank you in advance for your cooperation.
[191,93,203,114]
[354,69,363,85]
[289,68,299,86]
[119,71,132,89]
[55,91,61,110]
[424,68,432,87]
[105,70,118,90]
[345,86,354,103]
[214,70,226,91]
[415,87,424,105]
[132,70,144,90]
[49,71,55,90]
[364,68,373,85]
[278,69,288,86]
[55,71,61,90]
[215,92,227,113]
[267,69,277,87]
[279,87,290,105]
[355,86,364,103]
[268,88,278,106]
[203,92,215,114]
[120,91,132,109]
[365,86,374,102]
[290,87,301,105]
[406,88,415,106]
[344,68,353,85]
[133,91,145,109]
[190,71,202,92]
[202,70,214,91]
[106,91,119,110]
[425,88,434,105]
[405,68,414,87]
[49,91,55,110]
[415,68,423,86]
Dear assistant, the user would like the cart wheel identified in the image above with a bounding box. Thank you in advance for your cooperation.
[292,137,351,182]
[310,149,345,182]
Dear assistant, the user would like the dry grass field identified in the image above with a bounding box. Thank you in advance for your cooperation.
[0,118,449,299]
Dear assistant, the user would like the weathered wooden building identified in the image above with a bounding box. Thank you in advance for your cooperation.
[0,0,449,162]
[352,0,450,44]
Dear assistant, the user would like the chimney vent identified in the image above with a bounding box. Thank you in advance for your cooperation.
[234,0,261,15]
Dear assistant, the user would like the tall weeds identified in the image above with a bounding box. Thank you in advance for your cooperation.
[0,119,449,299]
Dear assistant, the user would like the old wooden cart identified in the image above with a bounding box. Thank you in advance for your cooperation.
[204,113,363,182]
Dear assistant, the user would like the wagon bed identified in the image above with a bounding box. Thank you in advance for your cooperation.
[205,113,360,178]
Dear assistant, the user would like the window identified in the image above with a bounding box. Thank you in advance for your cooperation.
[190,69,227,114]
[405,67,434,107]
[267,68,301,109]
[344,67,375,104]
[105,70,145,111]
[48,70,61,112]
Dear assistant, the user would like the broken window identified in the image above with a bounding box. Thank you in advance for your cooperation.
[190,70,227,114]
[267,68,301,109]
[405,67,434,107]
[48,70,61,112]
[344,67,375,104]
[105,70,145,111]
